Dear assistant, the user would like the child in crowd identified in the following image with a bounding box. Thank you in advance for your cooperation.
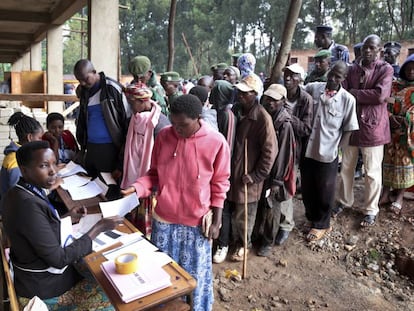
[42,112,79,164]
[0,112,43,199]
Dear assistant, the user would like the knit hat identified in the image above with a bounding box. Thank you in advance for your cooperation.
[160,71,181,82]
[235,74,262,94]
[226,66,241,81]
[264,84,287,100]
[314,49,331,59]
[128,56,151,75]
[125,84,153,101]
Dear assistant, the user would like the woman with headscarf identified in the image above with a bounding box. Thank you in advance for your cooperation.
[122,85,170,235]
[209,80,237,263]
[237,53,263,98]
[380,54,414,214]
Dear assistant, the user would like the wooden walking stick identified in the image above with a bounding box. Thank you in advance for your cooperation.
[243,138,248,279]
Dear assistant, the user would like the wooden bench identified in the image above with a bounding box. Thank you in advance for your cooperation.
[0,229,19,311]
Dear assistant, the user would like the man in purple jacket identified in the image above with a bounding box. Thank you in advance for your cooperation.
[334,34,393,227]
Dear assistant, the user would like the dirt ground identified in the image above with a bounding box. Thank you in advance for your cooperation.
[212,179,414,311]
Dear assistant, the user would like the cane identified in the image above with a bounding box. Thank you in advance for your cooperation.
[243,138,248,279]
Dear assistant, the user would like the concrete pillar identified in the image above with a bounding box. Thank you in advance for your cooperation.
[88,0,119,79]
[31,42,42,71]
[47,25,64,113]
[11,58,23,71]
[21,52,31,71]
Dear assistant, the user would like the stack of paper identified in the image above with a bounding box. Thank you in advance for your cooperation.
[101,259,172,303]
[58,161,87,178]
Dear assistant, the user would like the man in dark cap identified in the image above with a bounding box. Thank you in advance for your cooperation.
[353,43,363,62]
[314,25,350,64]
[160,71,183,109]
[383,41,401,79]
[211,63,228,81]
[128,55,167,114]
[305,49,331,84]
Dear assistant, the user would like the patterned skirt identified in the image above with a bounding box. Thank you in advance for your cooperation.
[383,142,414,189]
[151,219,213,311]
[18,260,114,310]
[18,278,114,311]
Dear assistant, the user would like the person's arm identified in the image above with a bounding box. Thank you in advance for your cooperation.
[244,115,278,184]
[208,139,231,239]
[290,92,313,138]
[349,64,394,105]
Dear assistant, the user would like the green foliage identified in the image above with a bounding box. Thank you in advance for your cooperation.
[60,0,414,79]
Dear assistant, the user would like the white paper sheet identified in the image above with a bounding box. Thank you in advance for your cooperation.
[103,233,158,261]
[100,172,117,185]
[72,213,103,237]
[99,194,139,218]
[60,216,74,247]
[92,229,127,252]
[68,180,104,200]
[61,175,91,190]
[58,161,87,178]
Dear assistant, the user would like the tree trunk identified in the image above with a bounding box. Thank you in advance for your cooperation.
[269,0,302,85]
[167,0,177,71]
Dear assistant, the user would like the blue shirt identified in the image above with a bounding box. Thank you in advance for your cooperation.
[87,91,113,144]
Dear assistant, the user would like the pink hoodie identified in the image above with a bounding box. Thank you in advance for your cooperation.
[132,120,231,226]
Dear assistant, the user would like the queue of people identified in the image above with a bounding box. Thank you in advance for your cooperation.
[0,27,410,311]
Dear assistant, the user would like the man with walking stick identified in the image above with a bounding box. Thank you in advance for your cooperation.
[228,75,277,262]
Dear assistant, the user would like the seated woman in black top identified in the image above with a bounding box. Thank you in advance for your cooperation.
[1,141,122,310]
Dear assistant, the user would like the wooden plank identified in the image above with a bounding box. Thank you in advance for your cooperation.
[0,93,78,102]
[0,230,19,311]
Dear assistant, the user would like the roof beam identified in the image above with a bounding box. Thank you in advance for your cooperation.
[0,32,33,41]
[0,9,50,23]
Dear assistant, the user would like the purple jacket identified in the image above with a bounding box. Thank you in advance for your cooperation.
[343,59,393,147]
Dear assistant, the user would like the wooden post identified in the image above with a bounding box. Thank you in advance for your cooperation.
[243,139,248,279]
[181,32,199,77]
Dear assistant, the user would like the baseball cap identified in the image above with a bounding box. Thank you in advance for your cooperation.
[264,84,287,100]
[284,63,305,81]
[235,75,262,94]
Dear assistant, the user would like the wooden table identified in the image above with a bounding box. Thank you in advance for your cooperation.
[84,219,196,311]
[56,187,196,310]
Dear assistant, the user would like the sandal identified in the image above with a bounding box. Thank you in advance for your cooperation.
[306,227,332,242]
[390,201,402,215]
[360,214,376,227]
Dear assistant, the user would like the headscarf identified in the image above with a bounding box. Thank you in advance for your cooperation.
[227,66,241,82]
[210,80,234,110]
[125,84,153,101]
[237,53,256,78]
[399,54,414,82]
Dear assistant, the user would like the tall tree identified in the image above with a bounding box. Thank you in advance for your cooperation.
[270,0,303,84]
[167,0,177,70]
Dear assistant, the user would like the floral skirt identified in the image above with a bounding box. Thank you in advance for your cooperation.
[18,278,114,311]
[383,142,414,189]
[18,261,114,311]
[151,219,213,311]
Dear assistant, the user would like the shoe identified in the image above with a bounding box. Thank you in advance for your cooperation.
[257,245,272,257]
[230,247,248,262]
[331,203,345,218]
[274,230,290,246]
[213,246,228,264]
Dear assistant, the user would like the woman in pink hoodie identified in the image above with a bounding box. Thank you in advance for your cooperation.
[122,94,230,311]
